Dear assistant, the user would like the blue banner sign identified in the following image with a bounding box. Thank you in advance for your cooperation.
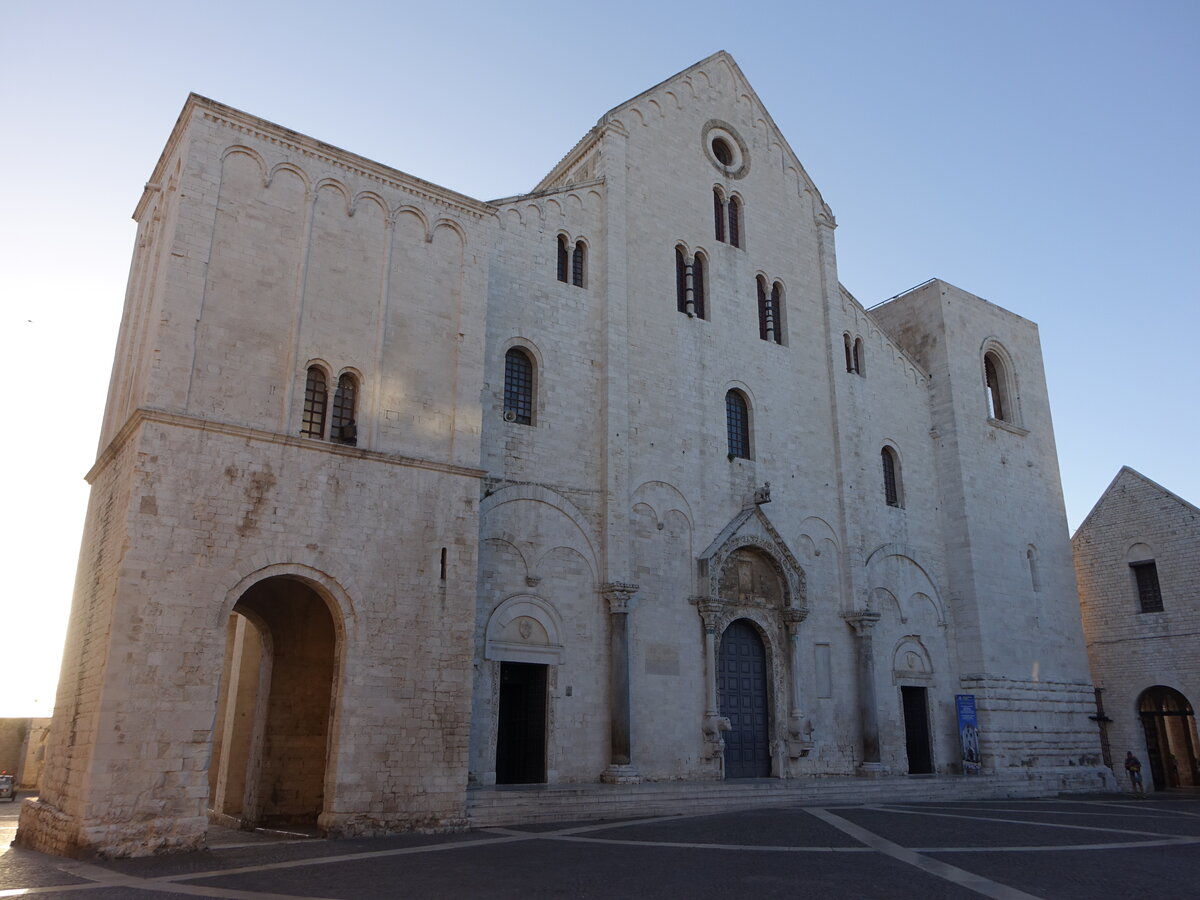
[956,694,981,774]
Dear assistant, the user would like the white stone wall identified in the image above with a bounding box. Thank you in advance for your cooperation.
[1073,468,1200,784]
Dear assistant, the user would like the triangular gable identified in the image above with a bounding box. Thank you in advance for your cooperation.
[1074,466,1200,539]
[533,51,831,218]
[696,504,807,607]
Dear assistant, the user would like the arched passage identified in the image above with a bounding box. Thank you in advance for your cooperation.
[1138,686,1199,791]
[718,619,770,778]
[209,576,338,828]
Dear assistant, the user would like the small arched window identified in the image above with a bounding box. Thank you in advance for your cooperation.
[571,241,586,287]
[1027,546,1041,593]
[881,446,901,507]
[854,338,865,376]
[331,373,358,446]
[984,351,1010,421]
[728,196,741,249]
[757,279,782,344]
[844,333,855,372]
[503,348,534,426]
[692,252,707,320]
[726,390,750,459]
[301,366,328,439]
[676,246,689,314]
[714,189,726,243]
[556,235,569,283]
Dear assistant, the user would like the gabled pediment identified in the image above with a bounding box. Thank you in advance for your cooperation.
[1074,466,1200,540]
[696,505,806,608]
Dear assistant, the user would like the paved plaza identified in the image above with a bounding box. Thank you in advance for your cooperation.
[3,792,1199,898]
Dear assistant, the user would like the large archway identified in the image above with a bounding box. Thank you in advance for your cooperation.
[209,576,338,828]
[1138,686,1199,791]
[718,619,771,778]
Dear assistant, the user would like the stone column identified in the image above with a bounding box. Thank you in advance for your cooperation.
[844,611,885,775]
[783,606,814,758]
[696,598,730,762]
[601,582,640,783]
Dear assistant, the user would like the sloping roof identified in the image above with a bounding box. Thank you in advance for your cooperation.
[532,51,831,216]
[1073,465,1200,539]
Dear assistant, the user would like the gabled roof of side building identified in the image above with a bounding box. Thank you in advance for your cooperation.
[1072,465,1200,540]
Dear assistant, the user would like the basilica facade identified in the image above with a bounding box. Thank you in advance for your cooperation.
[19,52,1106,857]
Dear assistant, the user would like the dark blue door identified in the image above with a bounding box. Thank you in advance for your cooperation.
[719,619,771,778]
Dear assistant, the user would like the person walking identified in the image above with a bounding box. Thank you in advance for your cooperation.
[1124,751,1145,796]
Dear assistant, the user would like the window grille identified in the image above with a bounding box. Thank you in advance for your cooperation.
[1130,560,1164,612]
[504,348,534,425]
[556,235,569,283]
[758,277,770,341]
[728,196,741,248]
[692,253,707,320]
[331,374,357,445]
[572,242,585,287]
[769,282,782,344]
[882,447,900,507]
[726,391,750,459]
[301,367,327,438]
[714,190,725,243]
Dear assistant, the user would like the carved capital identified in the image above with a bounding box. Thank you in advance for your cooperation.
[842,610,881,635]
[782,606,810,632]
[693,597,724,629]
[602,582,639,614]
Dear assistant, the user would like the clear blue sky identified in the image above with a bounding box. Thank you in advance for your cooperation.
[2,1,1196,715]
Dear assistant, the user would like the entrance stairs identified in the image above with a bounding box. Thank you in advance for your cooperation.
[466,768,1114,828]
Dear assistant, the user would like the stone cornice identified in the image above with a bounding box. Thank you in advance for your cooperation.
[86,408,487,485]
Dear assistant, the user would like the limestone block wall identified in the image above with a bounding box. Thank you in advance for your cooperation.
[872,280,1102,769]
[21,419,482,857]
[1073,468,1200,781]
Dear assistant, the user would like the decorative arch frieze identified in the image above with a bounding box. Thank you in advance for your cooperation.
[696,506,806,609]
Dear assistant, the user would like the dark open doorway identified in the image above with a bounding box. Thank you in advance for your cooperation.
[209,577,337,828]
[1138,686,1199,790]
[496,662,547,784]
[901,686,934,774]
[719,619,771,778]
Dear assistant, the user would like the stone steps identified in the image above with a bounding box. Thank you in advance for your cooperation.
[466,768,1115,828]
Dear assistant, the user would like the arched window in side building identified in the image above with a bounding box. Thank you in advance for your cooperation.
[301,366,328,439]
[713,189,726,243]
[331,373,358,445]
[984,350,1011,422]
[882,446,902,507]
[503,348,535,426]
[556,235,569,283]
[726,390,751,459]
[728,196,741,248]
[1130,558,1164,612]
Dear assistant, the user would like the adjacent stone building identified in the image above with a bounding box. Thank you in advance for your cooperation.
[1073,467,1200,791]
[19,52,1107,858]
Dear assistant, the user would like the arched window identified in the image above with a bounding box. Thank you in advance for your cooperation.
[757,278,782,344]
[1130,557,1163,612]
[881,446,901,507]
[503,348,534,425]
[692,252,707,320]
[301,366,328,439]
[714,189,726,243]
[854,338,865,376]
[331,373,358,445]
[676,246,688,314]
[556,235,569,283]
[728,196,741,248]
[844,333,855,372]
[726,390,750,459]
[571,241,586,287]
[984,351,1010,421]
[1027,546,1041,593]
